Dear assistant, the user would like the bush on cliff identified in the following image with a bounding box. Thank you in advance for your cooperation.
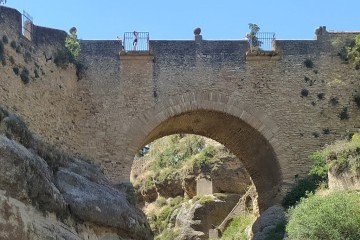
[286,191,360,240]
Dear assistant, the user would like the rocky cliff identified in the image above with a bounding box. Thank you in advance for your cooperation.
[0,107,153,240]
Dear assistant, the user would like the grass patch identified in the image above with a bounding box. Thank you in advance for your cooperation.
[221,213,254,240]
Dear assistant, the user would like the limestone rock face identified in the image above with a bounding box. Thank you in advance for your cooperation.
[155,173,184,198]
[175,194,240,240]
[328,171,360,191]
[0,112,153,240]
[211,157,252,195]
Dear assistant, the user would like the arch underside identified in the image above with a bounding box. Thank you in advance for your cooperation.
[138,109,282,212]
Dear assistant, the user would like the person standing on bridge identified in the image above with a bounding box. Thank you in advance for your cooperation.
[133,31,138,51]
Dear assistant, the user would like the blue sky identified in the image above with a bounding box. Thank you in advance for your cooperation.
[4,0,360,41]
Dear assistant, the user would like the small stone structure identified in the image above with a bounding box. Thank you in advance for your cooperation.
[196,177,213,195]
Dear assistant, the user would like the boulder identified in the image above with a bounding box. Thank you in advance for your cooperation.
[251,205,286,240]
[155,173,184,198]
[175,194,240,240]
[0,123,153,240]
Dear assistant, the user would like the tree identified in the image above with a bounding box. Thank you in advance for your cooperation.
[0,0,6,5]
[248,23,262,50]
[65,27,80,62]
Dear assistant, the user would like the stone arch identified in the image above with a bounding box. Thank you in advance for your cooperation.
[124,91,283,212]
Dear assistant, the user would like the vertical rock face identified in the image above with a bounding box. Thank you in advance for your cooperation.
[328,171,360,191]
[174,194,241,240]
[0,110,153,240]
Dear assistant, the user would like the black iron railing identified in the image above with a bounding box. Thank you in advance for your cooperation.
[249,32,275,51]
[123,31,149,52]
[22,10,33,41]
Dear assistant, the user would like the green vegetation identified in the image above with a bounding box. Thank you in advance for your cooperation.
[286,191,360,240]
[300,88,309,97]
[346,34,360,68]
[23,51,32,63]
[354,94,360,108]
[283,134,360,208]
[2,35,8,44]
[20,67,29,84]
[54,27,86,80]
[65,27,80,62]
[155,228,179,240]
[281,174,323,209]
[133,134,220,193]
[304,58,314,68]
[248,23,261,50]
[192,195,214,205]
[9,56,14,64]
[10,40,16,50]
[0,41,4,61]
[147,197,185,237]
[339,107,349,120]
[221,213,255,240]
[12,66,19,75]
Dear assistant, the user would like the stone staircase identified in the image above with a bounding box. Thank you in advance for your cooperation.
[209,185,258,239]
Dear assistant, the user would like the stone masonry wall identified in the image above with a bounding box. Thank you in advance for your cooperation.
[1,6,360,210]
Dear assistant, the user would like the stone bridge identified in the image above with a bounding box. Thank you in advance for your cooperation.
[1,6,360,212]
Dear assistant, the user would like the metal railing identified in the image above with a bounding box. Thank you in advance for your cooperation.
[249,32,275,51]
[22,10,33,41]
[123,31,149,52]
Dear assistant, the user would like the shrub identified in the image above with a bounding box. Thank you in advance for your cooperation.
[286,191,360,240]
[75,61,87,80]
[322,128,330,134]
[34,69,39,78]
[2,35,8,44]
[326,133,360,174]
[20,68,29,84]
[155,229,179,240]
[0,41,4,61]
[193,145,218,169]
[9,56,15,65]
[300,89,309,97]
[1,57,5,66]
[12,66,19,75]
[346,34,360,68]
[330,97,339,105]
[304,58,314,68]
[23,51,32,63]
[281,175,323,209]
[3,114,32,148]
[10,40,16,49]
[338,107,349,120]
[16,45,21,53]
[317,93,325,100]
[354,94,360,108]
